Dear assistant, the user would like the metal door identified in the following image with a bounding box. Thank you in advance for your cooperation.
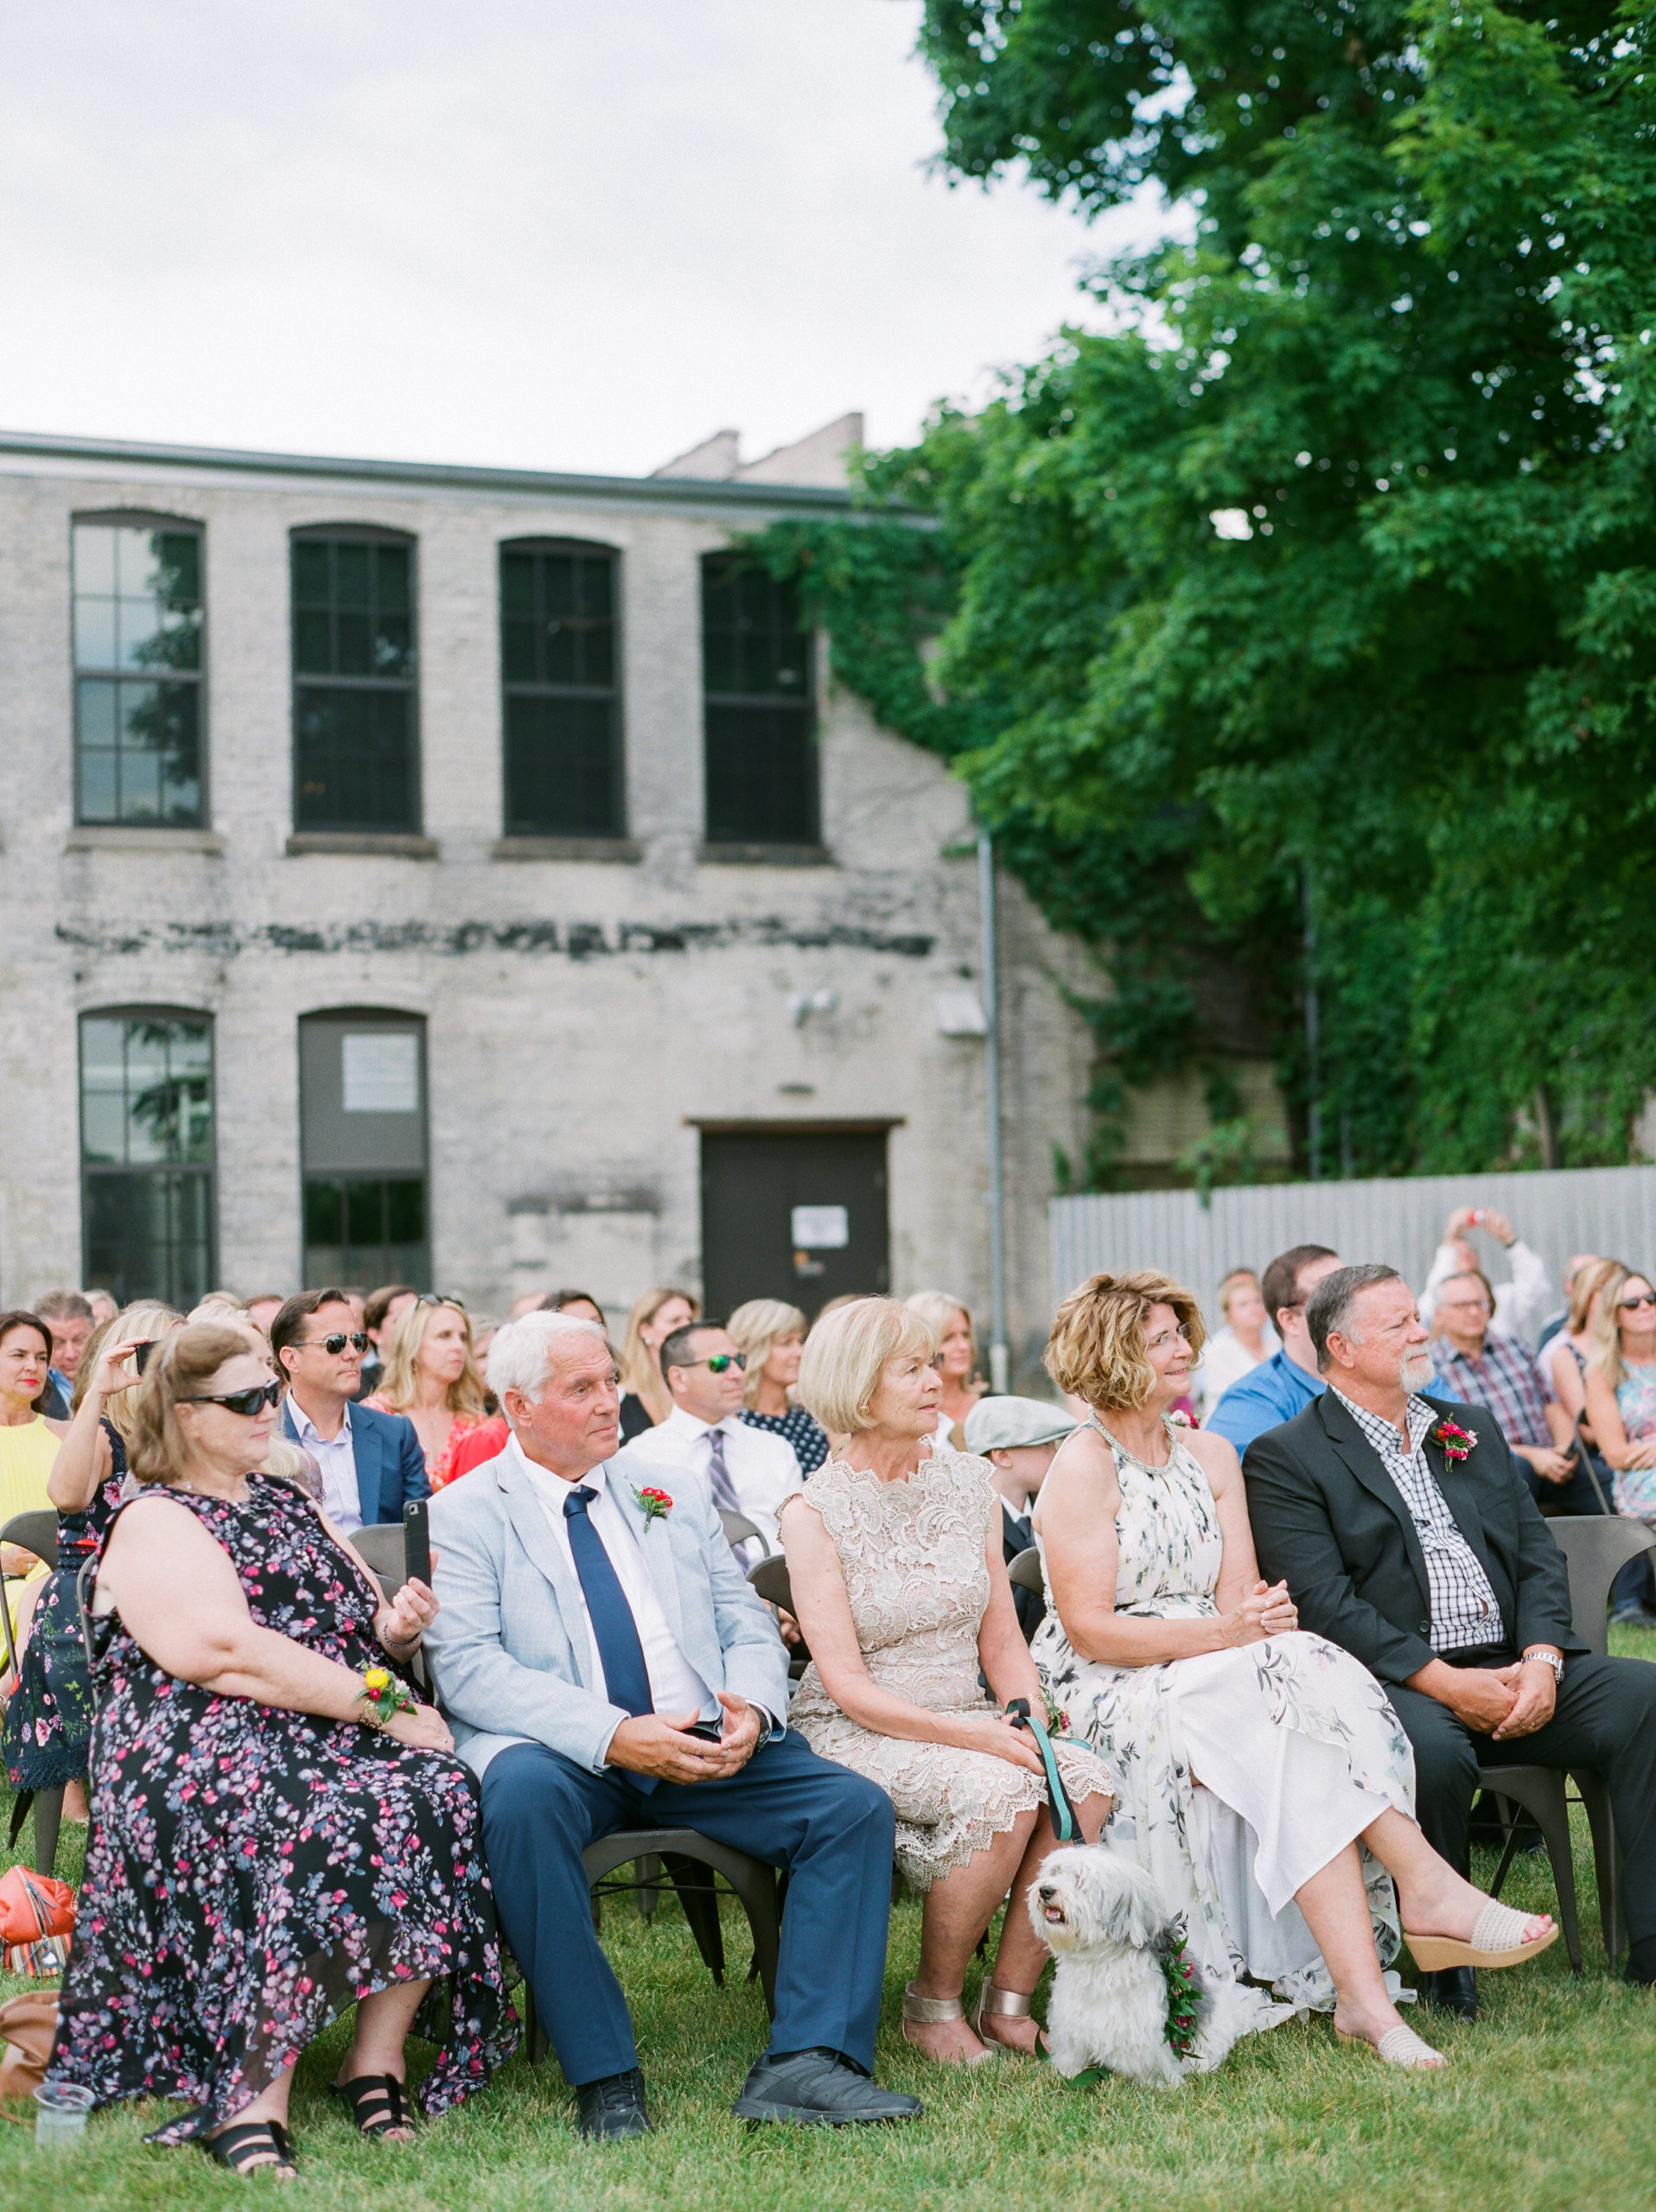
[699,1129,889,1319]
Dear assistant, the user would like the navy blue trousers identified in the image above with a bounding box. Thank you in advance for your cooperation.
[480,1732,895,2088]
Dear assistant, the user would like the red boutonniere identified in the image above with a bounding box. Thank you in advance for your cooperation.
[632,1484,673,1526]
[1430,1418,1475,1464]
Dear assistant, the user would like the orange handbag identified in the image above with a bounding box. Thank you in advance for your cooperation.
[0,1866,74,1977]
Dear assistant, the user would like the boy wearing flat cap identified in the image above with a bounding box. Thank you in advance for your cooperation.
[963,1396,1079,1637]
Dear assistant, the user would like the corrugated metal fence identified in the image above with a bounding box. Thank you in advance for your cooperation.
[1049,1165,1656,1336]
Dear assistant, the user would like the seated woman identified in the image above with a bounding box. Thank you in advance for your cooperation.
[3,1302,182,1823]
[0,1310,68,1670]
[1033,1270,1555,2071]
[364,1296,491,1491]
[47,1322,512,2177]
[729,1298,830,1476]
[781,1297,1113,2065]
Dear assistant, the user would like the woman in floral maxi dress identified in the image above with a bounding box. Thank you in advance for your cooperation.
[48,1323,512,2176]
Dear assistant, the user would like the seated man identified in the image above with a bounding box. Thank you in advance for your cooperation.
[1245,1264,1656,2018]
[424,1309,918,2139]
[1206,1244,1344,1453]
[1430,1269,1592,1513]
[612,1318,801,1565]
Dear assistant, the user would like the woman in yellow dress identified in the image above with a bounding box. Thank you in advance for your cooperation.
[0,1310,68,1670]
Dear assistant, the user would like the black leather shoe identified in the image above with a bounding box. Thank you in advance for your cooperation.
[575,2068,650,2140]
[1416,1967,1479,2020]
[732,2047,922,2126]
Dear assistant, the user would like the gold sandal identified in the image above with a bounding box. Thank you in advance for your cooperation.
[971,1982,1041,2056]
[1405,1898,1559,1973]
[901,1981,1000,2065]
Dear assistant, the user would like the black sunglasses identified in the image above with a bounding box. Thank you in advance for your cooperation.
[417,1294,466,1310]
[1621,1293,1656,1311]
[300,1332,369,1355]
[179,1381,283,1417]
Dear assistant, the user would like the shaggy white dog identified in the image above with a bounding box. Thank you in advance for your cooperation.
[1030,1846,1193,2088]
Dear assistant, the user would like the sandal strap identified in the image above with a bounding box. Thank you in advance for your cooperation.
[1374,2024,1442,2069]
[1470,1898,1543,1954]
[976,1984,1035,2018]
[902,1980,966,2024]
[207,2120,296,2173]
[335,2074,411,2135]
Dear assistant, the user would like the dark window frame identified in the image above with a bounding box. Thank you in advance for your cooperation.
[78,1003,218,1305]
[290,524,421,835]
[71,509,207,830]
[297,1006,430,1290]
[499,536,625,839]
[700,552,819,847]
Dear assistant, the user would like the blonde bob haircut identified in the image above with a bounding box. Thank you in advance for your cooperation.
[128,1322,259,1485]
[797,1296,938,1437]
[374,1297,489,1421]
[727,1299,807,1408]
[1046,1270,1207,1413]
[903,1290,975,1363]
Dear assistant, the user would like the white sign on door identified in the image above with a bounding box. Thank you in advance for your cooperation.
[341,1032,420,1115]
[791,1204,849,1250]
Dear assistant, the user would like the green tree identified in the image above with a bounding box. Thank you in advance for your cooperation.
[754,0,1656,1182]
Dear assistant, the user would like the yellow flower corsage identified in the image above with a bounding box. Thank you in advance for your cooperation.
[356,1664,416,1729]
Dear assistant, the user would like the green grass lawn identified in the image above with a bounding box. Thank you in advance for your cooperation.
[3,1623,1654,2212]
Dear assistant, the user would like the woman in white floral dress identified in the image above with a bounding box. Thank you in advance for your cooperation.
[1033,1271,1555,2072]
[782,1298,1114,2067]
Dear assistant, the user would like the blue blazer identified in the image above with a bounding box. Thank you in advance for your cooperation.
[280,1396,428,1525]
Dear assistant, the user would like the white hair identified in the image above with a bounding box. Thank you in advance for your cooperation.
[487,1309,608,1421]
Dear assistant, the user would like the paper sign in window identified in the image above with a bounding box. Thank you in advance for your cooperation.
[341,1032,419,1115]
[791,1205,849,1249]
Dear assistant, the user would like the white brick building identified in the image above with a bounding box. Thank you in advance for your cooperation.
[0,426,1096,1362]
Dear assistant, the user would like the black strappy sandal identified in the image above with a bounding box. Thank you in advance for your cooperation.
[204,2119,298,2178]
[335,2073,416,2142]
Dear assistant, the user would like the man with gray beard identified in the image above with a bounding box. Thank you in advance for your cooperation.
[1243,1263,1656,2016]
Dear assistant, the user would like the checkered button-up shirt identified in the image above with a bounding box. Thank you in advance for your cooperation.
[1430,1332,1555,1451]
[1333,1389,1506,1654]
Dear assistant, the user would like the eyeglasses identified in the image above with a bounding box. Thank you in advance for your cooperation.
[1621,1293,1656,1311]
[179,1382,283,1417]
[299,1332,368,1355]
[682,1352,747,1374]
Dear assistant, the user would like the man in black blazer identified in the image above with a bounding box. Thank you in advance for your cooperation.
[1245,1262,1656,2014]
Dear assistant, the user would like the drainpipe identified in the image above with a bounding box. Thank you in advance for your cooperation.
[978,828,1010,1392]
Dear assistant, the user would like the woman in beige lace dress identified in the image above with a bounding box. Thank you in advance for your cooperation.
[782,1299,1113,2067]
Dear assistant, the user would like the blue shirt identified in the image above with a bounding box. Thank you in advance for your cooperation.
[1207,1348,1325,1452]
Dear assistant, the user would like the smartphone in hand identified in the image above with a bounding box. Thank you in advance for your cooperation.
[403,1498,432,1591]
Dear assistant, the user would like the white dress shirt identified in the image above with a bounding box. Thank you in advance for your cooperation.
[614,1405,802,1559]
[1420,1238,1552,1344]
[288,1396,362,1534]
[507,1434,716,1732]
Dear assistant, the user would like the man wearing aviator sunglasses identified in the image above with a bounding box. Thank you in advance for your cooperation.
[613,1320,803,1567]
[270,1288,428,1535]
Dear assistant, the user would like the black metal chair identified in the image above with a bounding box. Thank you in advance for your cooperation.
[718,1508,771,1559]
[2,1510,63,1877]
[519,1828,783,2063]
[1476,1516,1656,1971]
[747,1552,810,1675]
[1008,1547,1046,1598]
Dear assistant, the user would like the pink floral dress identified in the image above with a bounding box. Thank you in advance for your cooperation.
[48,1473,513,2138]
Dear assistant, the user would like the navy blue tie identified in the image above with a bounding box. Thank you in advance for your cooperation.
[563,1485,654,1720]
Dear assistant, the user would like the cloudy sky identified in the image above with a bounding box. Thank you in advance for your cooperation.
[0,1,1161,478]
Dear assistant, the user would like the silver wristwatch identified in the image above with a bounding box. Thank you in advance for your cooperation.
[1519,1649,1564,1680]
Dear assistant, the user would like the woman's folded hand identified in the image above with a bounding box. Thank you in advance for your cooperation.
[1221,1580,1296,1647]
[384,1703,455,1754]
[952,1712,1046,1774]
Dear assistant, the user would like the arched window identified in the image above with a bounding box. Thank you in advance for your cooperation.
[500,537,623,837]
[72,512,205,827]
[701,552,818,847]
[79,1008,215,1304]
[299,1010,429,1287]
[291,527,418,831]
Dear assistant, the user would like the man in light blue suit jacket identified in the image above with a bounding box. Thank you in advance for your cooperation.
[425,1312,917,2140]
